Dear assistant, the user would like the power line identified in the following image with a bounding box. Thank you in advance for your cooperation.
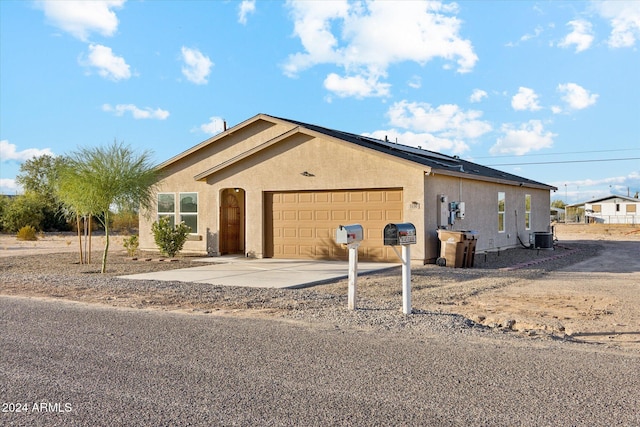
[485,157,640,166]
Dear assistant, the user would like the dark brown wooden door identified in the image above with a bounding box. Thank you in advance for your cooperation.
[220,193,241,254]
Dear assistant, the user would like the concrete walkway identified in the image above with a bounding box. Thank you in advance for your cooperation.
[119,256,399,289]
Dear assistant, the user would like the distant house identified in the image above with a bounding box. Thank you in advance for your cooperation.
[566,195,640,224]
[139,114,557,262]
[550,207,565,223]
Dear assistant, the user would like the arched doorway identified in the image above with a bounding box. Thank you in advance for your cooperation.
[220,189,245,254]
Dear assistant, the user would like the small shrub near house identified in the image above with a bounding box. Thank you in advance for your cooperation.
[151,216,191,258]
[122,234,139,257]
[16,225,38,241]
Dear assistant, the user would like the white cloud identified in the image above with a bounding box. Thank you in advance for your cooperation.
[490,120,556,155]
[0,140,54,162]
[407,75,422,89]
[0,178,20,193]
[520,25,543,42]
[199,116,226,135]
[80,44,131,81]
[361,100,491,154]
[284,0,477,98]
[388,101,492,139]
[511,87,542,111]
[180,47,213,85]
[102,104,169,120]
[557,83,598,110]
[469,89,488,103]
[558,19,594,52]
[551,105,563,114]
[593,0,640,48]
[37,0,125,41]
[364,129,470,154]
[324,72,390,98]
[238,0,256,25]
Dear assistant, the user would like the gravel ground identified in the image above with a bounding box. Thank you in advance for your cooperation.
[0,240,604,344]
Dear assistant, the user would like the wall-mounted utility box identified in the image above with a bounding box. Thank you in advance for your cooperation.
[336,224,364,245]
[383,223,417,246]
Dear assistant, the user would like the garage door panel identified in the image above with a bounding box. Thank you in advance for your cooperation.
[386,210,403,221]
[315,193,329,203]
[316,228,331,238]
[299,228,313,238]
[349,210,364,221]
[282,193,297,203]
[367,210,383,221]
[332,210,347,221]
[269,188,403,261]
[386,192,402,202]
[349,192,365,202]
[315,210,330,221]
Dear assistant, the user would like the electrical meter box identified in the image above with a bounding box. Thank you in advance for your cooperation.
[383,223,417,246]
[336,224,364,245]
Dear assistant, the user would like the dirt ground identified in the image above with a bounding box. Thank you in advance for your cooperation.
[1,224,639,350]
[472,223,639,348]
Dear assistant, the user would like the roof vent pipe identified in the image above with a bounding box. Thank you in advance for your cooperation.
[223,120,227,131]
[385,135,388,142]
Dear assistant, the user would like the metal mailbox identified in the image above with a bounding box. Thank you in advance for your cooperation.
[383,222,417,246]
[336,224,364,245]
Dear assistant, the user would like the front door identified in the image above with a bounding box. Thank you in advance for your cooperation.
[220,192,241,254]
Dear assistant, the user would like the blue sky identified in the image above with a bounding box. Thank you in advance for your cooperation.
[1,0,639,203]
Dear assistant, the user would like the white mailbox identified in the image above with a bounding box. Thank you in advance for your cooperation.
[336,224,364,245]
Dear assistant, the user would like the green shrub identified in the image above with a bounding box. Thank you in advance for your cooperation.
[122,234,139,257]
[151,216,191,257]
[2,194,45,232]
[17,225,38,241]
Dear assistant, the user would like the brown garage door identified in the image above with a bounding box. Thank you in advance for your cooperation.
[264,189,403,261]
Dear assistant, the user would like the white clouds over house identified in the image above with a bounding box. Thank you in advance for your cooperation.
[511,87,542,111]
[102,104,169,120]
[199,116,226,135]
[490,120,556,155]
[553,83,598,113]
[80,44,131,81]
[0,140,55,162]
[37,0,125,41]
[469,89,488,103]
[362,100,492,154]
[283,0,477,98]
[558,19,594,52]
[593,0,640,48]
[180,47,213,85]
[238,0,256,25]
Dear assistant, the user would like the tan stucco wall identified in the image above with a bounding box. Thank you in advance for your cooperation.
[424,174,552,259]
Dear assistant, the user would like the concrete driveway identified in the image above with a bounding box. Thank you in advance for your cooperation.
[119,256,398,289]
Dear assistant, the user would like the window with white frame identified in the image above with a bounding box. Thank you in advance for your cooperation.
[157,193,176,228]
[179,192,198,233]
[498,192,506,233]
[525,194,531,230]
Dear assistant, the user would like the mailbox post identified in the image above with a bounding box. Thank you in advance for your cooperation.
[383,223,417,315]
[336,224,364,310]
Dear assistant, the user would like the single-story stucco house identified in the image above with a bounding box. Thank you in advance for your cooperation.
[566,195,639,224]
[139,114,557,262]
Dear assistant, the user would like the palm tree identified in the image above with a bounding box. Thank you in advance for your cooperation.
[57,142,158,273]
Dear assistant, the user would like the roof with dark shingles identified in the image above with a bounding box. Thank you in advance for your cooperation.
[272,115,556,190]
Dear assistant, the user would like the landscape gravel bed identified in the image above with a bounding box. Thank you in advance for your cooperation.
[0,242,602,342]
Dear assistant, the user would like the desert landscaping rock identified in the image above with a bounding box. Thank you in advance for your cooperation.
[1,224,639,351]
